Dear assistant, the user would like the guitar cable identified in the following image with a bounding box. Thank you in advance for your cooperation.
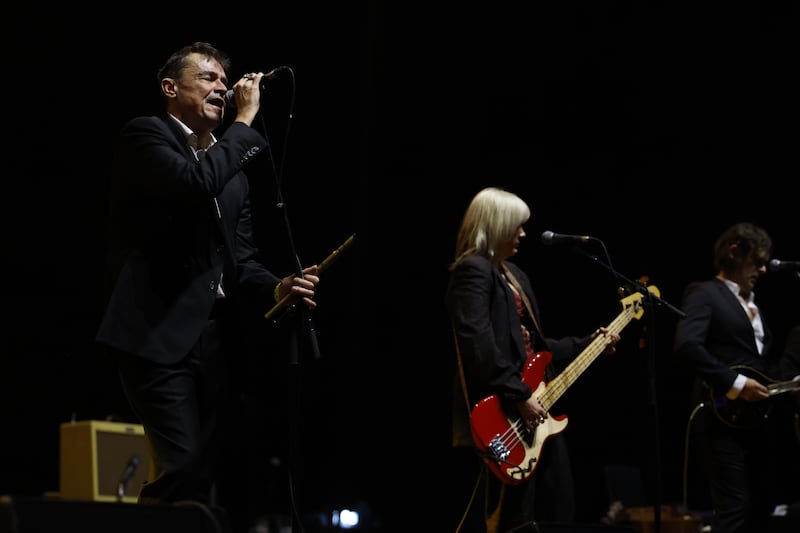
[454,459,487,533]
[681,401,706,515]
[795,410,800,443]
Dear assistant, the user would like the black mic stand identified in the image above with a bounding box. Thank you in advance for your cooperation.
[251,66,319,533]
[567,241,685,533]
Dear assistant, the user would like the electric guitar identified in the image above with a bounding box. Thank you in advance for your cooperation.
[470,286,658,485]
[710,365,800,430]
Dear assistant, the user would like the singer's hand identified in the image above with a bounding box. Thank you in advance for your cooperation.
[277,265,320,309]
[229,71,264,125]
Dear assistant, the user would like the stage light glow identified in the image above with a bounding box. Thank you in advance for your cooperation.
[331,508,360,529]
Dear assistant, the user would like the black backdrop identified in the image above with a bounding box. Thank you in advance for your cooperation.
[5,4,800,532]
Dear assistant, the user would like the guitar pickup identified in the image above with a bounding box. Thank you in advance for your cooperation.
[487,435,510,462]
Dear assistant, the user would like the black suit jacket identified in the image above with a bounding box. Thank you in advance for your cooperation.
[674,277,776,404]
[96,115,280,364]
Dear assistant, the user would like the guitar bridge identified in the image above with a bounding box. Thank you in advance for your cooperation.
[488,435,510,462]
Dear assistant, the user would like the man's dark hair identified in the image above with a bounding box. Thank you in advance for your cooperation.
[156,42,232,82]
[713,222,772,272]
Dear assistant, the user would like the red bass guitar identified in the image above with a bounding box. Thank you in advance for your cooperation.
[470,286,658,485]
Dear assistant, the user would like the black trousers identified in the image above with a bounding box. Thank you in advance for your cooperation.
[451,433,576,533]
[698,408,778,533]
[114,318,226,505]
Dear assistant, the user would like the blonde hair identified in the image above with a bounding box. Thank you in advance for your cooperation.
[450,187,530,269]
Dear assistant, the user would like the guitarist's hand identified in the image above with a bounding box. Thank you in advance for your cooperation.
[739,377,769,402]
[517,395,547,431]
[593,327,621,355]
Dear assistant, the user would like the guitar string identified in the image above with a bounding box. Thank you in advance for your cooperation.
[487,292,651,479]
[494,302,638,456]
[537,301,637,410]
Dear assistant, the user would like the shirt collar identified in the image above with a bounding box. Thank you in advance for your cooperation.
[718,276,755,304]
[167,113,217,151]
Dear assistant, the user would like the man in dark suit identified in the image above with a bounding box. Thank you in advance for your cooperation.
[674,222,800,533]
[96,42,319,518]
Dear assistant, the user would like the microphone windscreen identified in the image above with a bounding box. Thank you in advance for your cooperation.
[224,90,236,107]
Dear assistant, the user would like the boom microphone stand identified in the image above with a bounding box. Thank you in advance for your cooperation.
[545,232,685,533]
[253,66,356,533]
[251,66,318,532]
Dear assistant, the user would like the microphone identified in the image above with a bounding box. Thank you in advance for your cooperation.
[541,230,595,245]
[224,66,286,107]
[117,455,140,501]
[768,258,800,272]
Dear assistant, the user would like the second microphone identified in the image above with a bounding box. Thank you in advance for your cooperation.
[541,230,596,245]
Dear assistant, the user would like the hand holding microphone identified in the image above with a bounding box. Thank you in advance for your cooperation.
[224,71,268,125]
[224,66,286,108]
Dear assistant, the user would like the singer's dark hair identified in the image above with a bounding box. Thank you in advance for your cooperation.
[156,41,232,83]
[713,222,771,272]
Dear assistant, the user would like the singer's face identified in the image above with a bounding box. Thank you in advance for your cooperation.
[729,247,769,297]
[496,226,526,261]
[168,54,229,133]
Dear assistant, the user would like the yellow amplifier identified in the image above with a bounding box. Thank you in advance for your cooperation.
[59,420,151,503]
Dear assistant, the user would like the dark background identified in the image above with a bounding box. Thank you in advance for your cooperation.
[4,3,800,532]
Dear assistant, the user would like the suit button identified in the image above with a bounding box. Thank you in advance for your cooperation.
[216,245,224,255]
[209,281,217,291]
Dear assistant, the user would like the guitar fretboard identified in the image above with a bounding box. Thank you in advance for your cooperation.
[767,381,800,396]
[537,289,652,411]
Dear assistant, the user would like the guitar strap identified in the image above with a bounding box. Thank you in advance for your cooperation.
[451,324,504,533]
[454,265,542,418]
[502,263,543,339]
[452,326,473,418]
[455,264,542,413]
[453,263,539,414]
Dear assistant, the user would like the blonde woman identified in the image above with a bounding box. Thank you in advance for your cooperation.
[446,187,618,532]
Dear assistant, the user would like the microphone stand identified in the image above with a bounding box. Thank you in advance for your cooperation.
[253,66,318,532]
[567,241,685,533]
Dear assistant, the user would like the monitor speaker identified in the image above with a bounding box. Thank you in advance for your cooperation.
[59,420,152,503]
